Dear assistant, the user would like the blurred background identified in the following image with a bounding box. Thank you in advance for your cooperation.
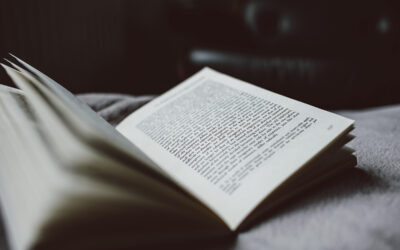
[0,0,399,109]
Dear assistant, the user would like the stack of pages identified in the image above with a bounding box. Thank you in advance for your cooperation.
[0,57,355,250]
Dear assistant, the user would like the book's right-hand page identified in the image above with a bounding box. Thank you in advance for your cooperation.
[117,68,354,230]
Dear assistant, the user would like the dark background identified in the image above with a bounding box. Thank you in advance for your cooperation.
[0,0,399,109]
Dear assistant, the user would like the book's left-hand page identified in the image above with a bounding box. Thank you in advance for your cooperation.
[0,87,77,250]
[0,64,228,250]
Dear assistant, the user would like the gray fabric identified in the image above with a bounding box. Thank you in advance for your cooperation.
[78,93,155,126]
[77,94,400,250]
[231,106,400,250]
[1,94,398,249]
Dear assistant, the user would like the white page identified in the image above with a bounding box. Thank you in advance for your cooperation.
[0,72,227,250]
[118,68,354,230]
[0,84,23,95]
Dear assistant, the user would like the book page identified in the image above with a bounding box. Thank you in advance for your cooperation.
[0,89,227,250]
[118,68,354,230]
[1,66,230,249]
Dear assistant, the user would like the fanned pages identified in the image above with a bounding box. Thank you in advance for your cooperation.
[0,57,356,250]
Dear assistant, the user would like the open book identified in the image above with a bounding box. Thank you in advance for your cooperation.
[0,56,356,250]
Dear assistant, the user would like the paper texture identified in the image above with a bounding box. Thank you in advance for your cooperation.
[117,68,354,229]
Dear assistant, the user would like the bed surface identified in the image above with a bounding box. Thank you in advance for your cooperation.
[1,93,399,250]
[78,93,400,250]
